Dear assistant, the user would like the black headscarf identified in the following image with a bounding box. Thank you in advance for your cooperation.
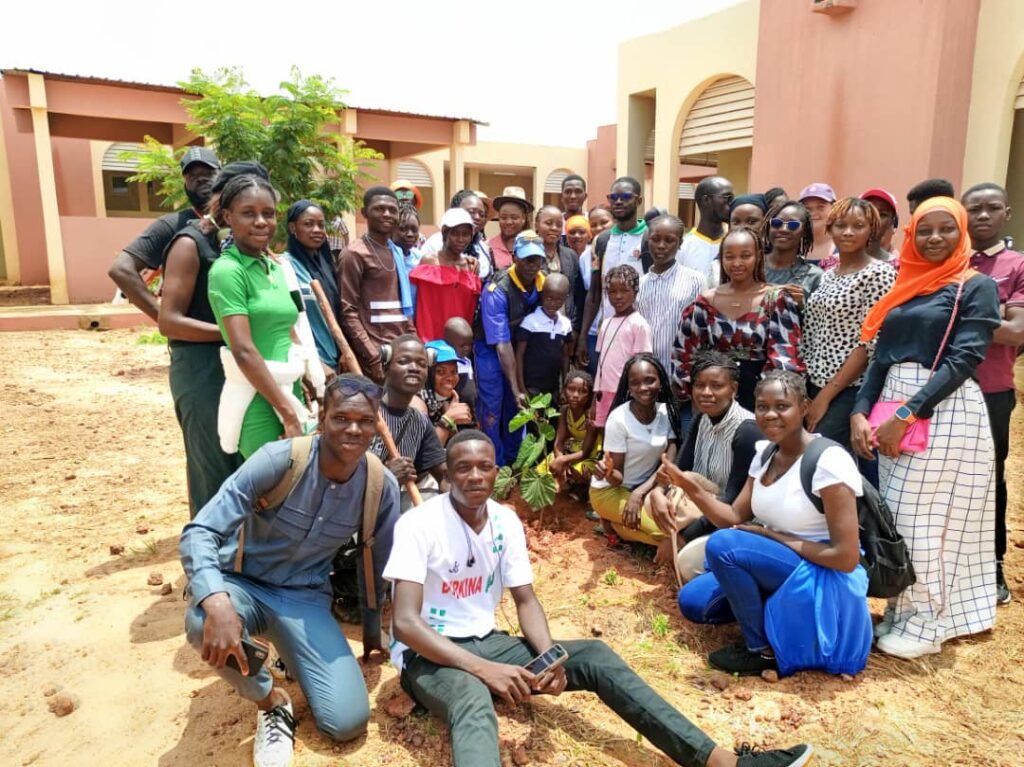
[286,200,340,319]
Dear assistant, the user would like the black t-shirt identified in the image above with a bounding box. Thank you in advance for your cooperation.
[515,309,573,394]
[370,403,446,474]
[122,209,197,270]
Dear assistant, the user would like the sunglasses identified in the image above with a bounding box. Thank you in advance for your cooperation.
[394,190,415,201]
[607,192,636,203]
[769,218,802,231]
[326,377,383,401]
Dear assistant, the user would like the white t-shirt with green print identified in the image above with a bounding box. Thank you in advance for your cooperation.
[384,494,533,670]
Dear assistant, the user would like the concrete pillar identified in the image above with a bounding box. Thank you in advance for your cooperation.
[338,109,360,238]
[450,120,469,197]
[27,74,68,304]
[651,97,679,210]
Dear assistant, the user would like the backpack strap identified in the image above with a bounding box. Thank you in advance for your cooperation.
[234,435,316,572]
[360,452,386,611]
[797,437,840,514]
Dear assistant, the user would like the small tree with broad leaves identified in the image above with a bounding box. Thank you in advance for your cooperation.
[121,67,380,243]
[492,393,559,512]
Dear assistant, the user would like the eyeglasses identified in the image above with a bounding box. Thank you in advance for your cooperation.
[326,377,383,401]
[769,218,802,231]
[607,192,636,203]
[394,190,415,201]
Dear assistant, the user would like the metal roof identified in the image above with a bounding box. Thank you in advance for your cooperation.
[0,68,487,125]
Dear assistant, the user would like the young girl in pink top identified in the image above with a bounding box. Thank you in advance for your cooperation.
[593,264,652,426]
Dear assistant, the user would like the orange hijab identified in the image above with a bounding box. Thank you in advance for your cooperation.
[860,196,976,342]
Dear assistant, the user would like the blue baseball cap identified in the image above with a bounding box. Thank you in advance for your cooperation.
[425,339,459,365]
[513,230,545,260]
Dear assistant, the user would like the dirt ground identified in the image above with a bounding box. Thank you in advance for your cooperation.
[1,328,1022,767]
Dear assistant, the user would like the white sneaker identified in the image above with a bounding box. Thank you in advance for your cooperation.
[876,631,941,659]
[253,702,296,767]
[873,606,896,639]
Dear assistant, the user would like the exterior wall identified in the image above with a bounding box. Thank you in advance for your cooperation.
[751,0,981,216]
[60,217,152,303]
[0,86,47,285]
[716,148,751,197]
[587,124,617,201]
[411,142,587,226]
[53,137,97,217]
[616,0,760,210]
[961,0,1024,190]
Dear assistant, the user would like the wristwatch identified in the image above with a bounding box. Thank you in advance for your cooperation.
[894,404,917,425]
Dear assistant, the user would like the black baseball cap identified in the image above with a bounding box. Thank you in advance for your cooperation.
[180,146,221,173]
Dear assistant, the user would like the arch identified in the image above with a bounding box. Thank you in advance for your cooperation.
[543,168,579,195]
[394,157,433,188]
[676,75,755,163]
[101,141,151,172]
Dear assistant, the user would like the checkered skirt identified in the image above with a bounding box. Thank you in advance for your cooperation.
[878,363,996,645]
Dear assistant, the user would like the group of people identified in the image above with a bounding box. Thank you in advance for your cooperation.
[107,148,1022,767]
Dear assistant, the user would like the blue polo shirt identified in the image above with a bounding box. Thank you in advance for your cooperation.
[479,269,542,346]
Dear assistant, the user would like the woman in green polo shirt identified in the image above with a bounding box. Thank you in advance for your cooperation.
[208,174,308,458]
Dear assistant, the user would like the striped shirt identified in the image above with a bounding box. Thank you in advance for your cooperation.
[637,263,706,376]
[369,403,446,474]
[693,400,755,490]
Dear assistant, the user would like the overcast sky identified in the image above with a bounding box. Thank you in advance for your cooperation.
[1,0,742,147]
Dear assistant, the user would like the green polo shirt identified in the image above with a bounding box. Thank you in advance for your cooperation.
[208,245,298,363]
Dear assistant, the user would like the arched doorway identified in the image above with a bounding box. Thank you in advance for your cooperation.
[101,142,169,218]
[394,158,436,224]
[543,168,577,208]
[677,75,755,195]
[1005,76,1024,247]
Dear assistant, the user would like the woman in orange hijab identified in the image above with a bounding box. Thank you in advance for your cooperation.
[850,196,1000,660]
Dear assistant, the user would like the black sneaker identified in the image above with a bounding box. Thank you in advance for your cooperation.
[708,644,777,676]
[735,742,813,766]
[996,562,1011,605]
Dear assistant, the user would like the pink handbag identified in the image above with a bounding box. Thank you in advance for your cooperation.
[866,276,965,454]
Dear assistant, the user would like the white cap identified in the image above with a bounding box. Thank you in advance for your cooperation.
[441,208,474,229]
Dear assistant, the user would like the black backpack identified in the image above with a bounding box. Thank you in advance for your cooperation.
[761,437,915,599]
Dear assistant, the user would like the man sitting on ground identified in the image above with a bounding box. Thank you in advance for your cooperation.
[385,429,812,767]
[180,374,400,767]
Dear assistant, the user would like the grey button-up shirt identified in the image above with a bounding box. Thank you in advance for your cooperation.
[180,437,400,612]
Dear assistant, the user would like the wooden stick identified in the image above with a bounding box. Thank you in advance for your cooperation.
[310,279,423,506]
[310,279,363,377]
[376,413,424,507]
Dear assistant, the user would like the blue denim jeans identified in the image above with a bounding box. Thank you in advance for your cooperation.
[677,529,802,652]
[185,573,369,741]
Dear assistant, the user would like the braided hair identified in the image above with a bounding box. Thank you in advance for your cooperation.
[604,263,640,294]
[609,353,681,440]
[218,175,278,239]
[826,197,881,244]
[690,349,740,385]
[562,369,595,410]
[717,227,766,285]
[754,369,808,403]
[760,199,813,257]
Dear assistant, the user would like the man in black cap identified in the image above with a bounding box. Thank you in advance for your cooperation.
[108,146,220,320]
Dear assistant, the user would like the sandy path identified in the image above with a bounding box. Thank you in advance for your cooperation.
[1,329,1022,767]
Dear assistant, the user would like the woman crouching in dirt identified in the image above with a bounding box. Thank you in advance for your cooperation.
[660,370,872,678]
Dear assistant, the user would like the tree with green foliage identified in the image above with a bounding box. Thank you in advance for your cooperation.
[123,67,380,241]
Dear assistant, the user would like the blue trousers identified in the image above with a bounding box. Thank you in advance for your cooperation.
[474,341,525,466]
[185,573,369,741]
[677,529,802,652]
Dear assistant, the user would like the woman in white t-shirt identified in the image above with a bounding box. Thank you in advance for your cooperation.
[660,370,870,677]
[590,353,681,547]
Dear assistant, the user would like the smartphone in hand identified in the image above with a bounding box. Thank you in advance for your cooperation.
[225,637,270,677]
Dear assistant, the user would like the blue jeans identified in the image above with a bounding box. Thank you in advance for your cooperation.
[474,341,525,466]
[677,529,802,652]
[586,332,599,378]
[185,573,369,741]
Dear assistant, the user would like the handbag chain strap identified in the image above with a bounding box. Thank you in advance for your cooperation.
[927,275,967,379]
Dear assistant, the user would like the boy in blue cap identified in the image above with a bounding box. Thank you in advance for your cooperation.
[474,231,546,465]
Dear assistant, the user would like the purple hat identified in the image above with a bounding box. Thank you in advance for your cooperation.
[798,183,836,203]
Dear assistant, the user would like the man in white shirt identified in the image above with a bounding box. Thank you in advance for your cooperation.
[678,176,733,274]
[385,430,813,767]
